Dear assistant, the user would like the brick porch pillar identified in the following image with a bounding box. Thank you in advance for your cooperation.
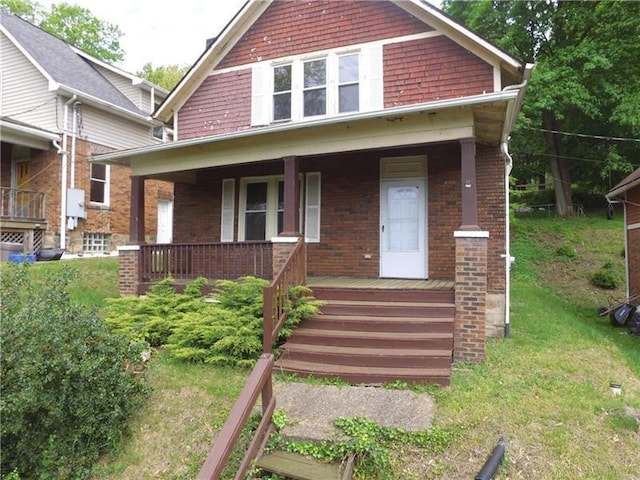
[271,237,300,274]
[117,245,140,296]
[453,231,488,363]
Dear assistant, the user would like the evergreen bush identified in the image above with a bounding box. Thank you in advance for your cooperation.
[103,276,323,367]
[0,264,147,479]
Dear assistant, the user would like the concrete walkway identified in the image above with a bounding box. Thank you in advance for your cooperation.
[273,381,435,442]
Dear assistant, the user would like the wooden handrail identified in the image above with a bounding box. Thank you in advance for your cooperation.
[262,238,306,353]
[197,354,275,480]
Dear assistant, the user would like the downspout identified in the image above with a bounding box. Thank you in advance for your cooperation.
[500,63,534,337]
[70,101,81,188]
[60,95,77,250]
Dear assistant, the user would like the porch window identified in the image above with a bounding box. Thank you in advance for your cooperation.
[90,163,109,205]
[240,178,284,241]
[251,45,382,125]
[233,173,320,242]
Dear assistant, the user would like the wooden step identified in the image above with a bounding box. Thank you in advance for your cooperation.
[311,287,454,304]
[319,300,454,317]
[279,343,452,368]
[300,314,453,333]
[255,450,344,480]
[288,328,453,349]
[274,359,451,386]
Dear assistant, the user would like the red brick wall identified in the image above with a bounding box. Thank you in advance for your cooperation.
[171,143,506,288]
[384,36,494,108]
[627,187,640,225]
[179,70,252,140]
[629,228,639,298]
[477,145,506,294]
[218,0,431,69]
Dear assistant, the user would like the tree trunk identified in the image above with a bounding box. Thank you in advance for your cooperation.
[542,110,574,216]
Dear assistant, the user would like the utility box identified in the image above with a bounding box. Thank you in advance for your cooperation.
[66,188,86,218]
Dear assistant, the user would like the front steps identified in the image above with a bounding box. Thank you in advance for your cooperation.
[275,287,455,386]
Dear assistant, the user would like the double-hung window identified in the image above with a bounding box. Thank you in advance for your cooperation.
[90,163,109,205]
[222,173,321,243]
[251,45,382,125]
[240,177,284,241]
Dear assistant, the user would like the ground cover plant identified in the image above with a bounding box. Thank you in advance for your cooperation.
[0,263,146,479]
[103,276,322,367]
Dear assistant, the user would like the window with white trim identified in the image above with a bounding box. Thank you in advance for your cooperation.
[90,163,109,205]
[229,173,321,242]
[251,45,382,125]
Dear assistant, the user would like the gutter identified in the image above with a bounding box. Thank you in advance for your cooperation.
[499,63,535,337]
[60,95,77,250]
[94,89,520,165]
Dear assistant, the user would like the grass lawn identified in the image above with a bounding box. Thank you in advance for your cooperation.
[19,215,638,479]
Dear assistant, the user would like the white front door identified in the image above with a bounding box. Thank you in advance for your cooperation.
[380,179,426,278]
[156,199,173,244]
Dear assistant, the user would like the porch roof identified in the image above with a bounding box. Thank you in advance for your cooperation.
[0,117,60,150]
[92,90,523,182]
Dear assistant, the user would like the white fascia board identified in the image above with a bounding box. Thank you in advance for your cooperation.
[1,26,57,86]
[95,89,518,165]
[607,179,640,200]
[500,63,535,142]
[155,0,271,123]
[0,120,61,149]
[52,85,156,125]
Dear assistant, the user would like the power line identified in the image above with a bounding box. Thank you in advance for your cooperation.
[525,127,640,143]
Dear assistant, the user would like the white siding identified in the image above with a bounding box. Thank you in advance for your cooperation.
[79,104,158,150]
[92,64,148,112]
[1,34,60,132]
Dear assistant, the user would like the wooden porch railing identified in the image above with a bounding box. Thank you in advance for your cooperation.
[0,187,46,222]
[196,354,276,480]
[263,239,307,353]
[197,238,306,480]
[139,241,273,283]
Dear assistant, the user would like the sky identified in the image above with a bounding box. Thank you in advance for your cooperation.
[37,0,440,74]
[38,0,248,73]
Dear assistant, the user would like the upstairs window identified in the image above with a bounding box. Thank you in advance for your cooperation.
[251,45,382,126]
[273,64,292,121]
[90,163,109,205]
[339,53,359,113]
[303,59,326,117]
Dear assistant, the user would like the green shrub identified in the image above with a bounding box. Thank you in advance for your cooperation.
[0,264,147,479]
[590,269,618,289]
[555,245,577,259]
[103,276,323,367]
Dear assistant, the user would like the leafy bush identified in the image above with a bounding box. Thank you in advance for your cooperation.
[103,276,323,367]
[555,245,577,259]
[590,269,618,289]
[0,264,147,480]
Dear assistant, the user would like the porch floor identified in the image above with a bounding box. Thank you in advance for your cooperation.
[306,276,454,290]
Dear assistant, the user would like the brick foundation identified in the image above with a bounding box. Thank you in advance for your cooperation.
[118,246,140,296]
[454,233,488,363]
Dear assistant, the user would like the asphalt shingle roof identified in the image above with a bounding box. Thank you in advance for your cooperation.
[1,12,145,116]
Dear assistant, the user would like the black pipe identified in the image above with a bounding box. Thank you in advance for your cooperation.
[475,436,506,480]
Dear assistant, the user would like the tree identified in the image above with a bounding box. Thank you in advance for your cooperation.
[1,0,124,63]
[443,0,640,215]
[137,62,190,91]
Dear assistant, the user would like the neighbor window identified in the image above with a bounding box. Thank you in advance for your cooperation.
[90,163,109,205]
[83,232,109,253]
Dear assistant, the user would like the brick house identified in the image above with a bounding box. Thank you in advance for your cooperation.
[96,0,532,380]
[606,168,640,301]
[0,13,173,256]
